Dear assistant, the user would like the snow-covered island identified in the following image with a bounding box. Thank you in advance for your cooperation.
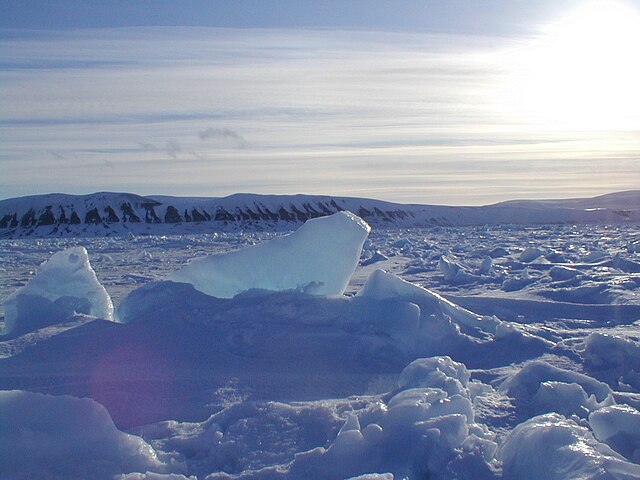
[1,202,640,479]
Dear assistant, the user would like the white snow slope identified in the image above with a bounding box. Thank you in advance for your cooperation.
[1,206,639,479]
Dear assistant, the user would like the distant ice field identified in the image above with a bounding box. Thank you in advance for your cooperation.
[2,224,639,317]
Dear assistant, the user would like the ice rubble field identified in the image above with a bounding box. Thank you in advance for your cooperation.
[0,212,639,479]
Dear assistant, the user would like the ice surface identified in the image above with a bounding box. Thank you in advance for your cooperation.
[361,249,389,266]
[289,356,496,480]
[202,356,496,480]
[549,265,580,281]
[519,247,544,263]
[612,253,640,274]
[584,333,640,391]
[398,356,470,397]
[168,211,370,298]
[500,360,614,403]
[498,413,640,479]
[357,269,505,336]
[3,246,113,336]
[2,222,640,479]
[532,381,614,418]
[590,405,640,463]
[439,254,464,282]
[117,474,194,480]
[345,475,393,480]
[438,255,487,285]
[0,390,164,478]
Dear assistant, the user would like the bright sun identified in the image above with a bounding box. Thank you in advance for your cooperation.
[507,0,640,130]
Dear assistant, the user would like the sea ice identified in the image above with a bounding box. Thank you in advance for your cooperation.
[3,221,640,479]
[439,254,464,282]
[612,253,640,273]
[0,390,165,478]
[357,269,504,336]
[361,249,389,266]
[438,255,487,285]
[168,211,370,298]
[501,269,535,292]
[3,246,113,336]
[532,381,614,418]
[589,404,640,463]
[519,247,544,263]
[584,332,640,391]
[478,256,493,275]
[549,265,580,281]
[397,356,470,397]
[500,360,614,404]
[240,356,497,480]
[498,413,640,480]
[117,474,193,480]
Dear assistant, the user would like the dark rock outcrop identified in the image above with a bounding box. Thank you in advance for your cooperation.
[37,206,56,226]
[164,205,183,223]
[191,209,207,222]
[104,206,120,223]
[20,209,36,227]
[85,208,102,224]
[120,202,141,222]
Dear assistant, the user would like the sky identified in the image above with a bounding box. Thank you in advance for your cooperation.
[1,0,639,205]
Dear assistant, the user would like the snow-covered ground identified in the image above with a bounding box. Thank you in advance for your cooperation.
[1,214,639,479]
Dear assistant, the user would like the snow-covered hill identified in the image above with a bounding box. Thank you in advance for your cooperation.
[1,190,639,237]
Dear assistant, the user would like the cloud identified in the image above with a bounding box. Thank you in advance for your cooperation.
[138,142,157,151]
[2,27,639,204]
[198,127,247,148]
[165,140,182,160]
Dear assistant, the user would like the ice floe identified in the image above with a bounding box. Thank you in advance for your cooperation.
[168,211,370,298]
[3,246,113,336]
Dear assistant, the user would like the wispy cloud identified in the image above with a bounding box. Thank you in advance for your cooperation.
[165,140,182,160]
[1,27,638,204]
[198,127,247,148]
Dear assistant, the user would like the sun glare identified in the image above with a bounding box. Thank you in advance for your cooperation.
[506,0,640,130]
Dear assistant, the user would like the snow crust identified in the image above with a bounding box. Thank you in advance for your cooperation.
[3,246,113,336]
[168,211,370,298]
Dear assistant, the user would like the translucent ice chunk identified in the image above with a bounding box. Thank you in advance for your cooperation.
[3,247,113,336]
[168,211,370,298]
